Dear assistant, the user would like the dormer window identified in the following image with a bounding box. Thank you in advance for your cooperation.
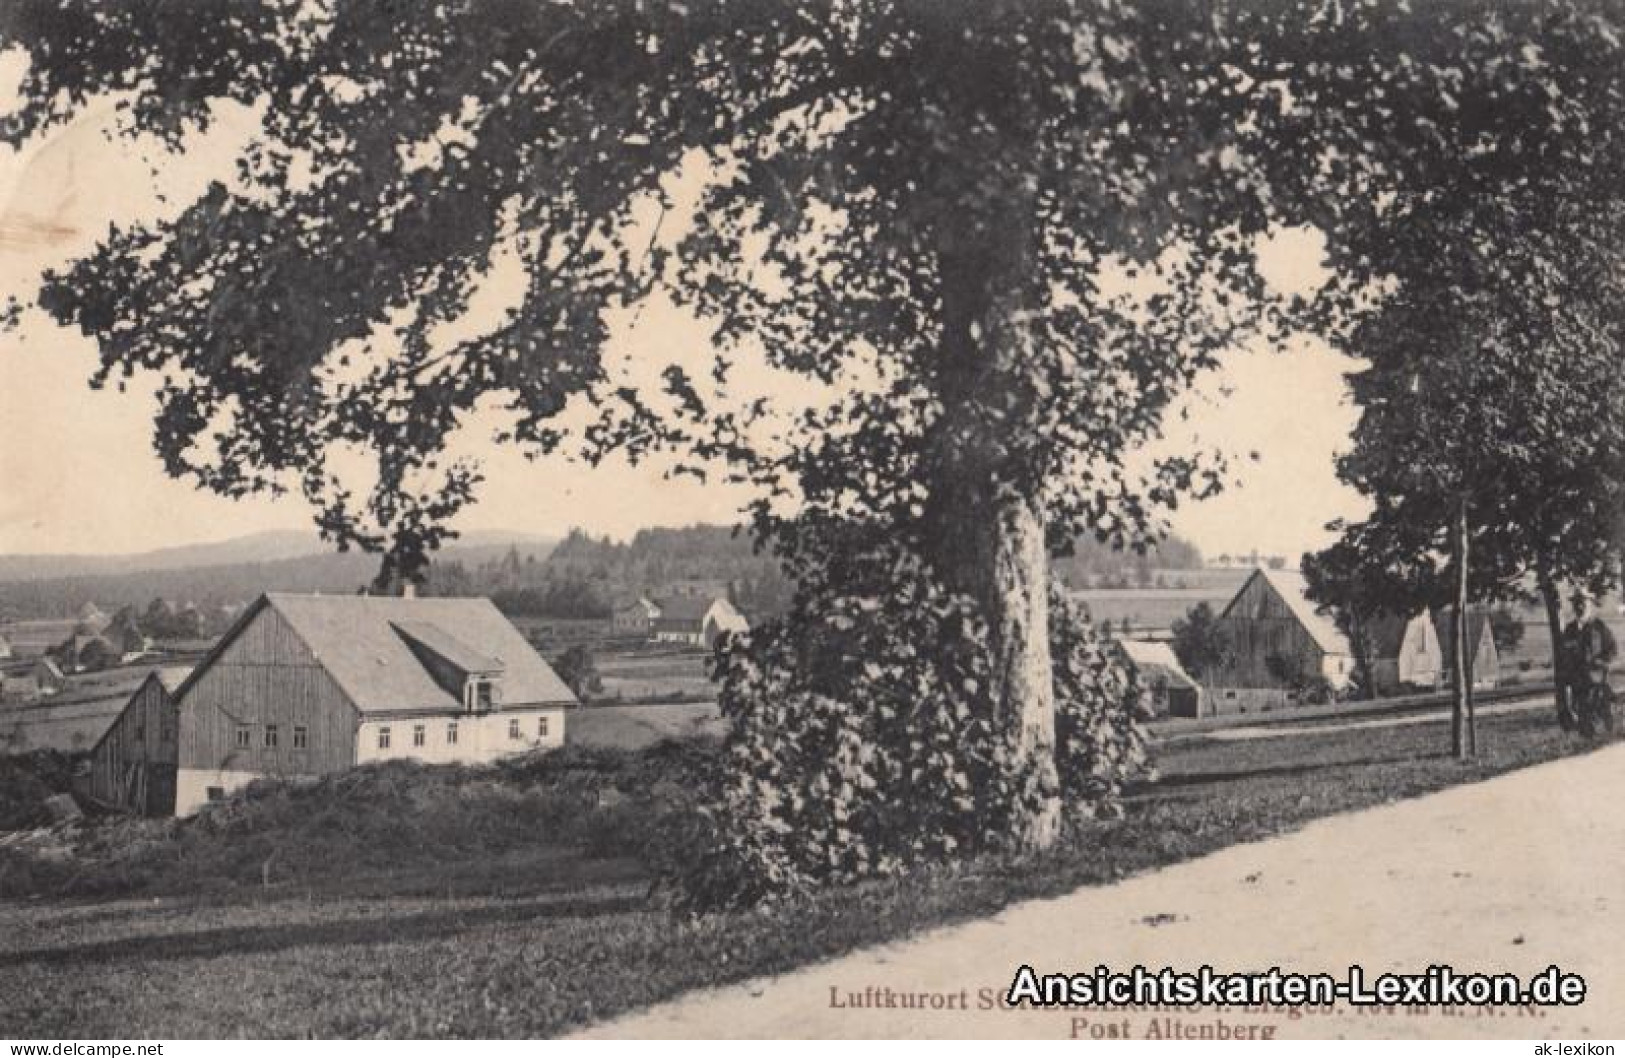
[465,676,500,713]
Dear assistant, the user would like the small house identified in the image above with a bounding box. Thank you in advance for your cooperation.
[1208,567,1355,712]
[611,596,661,636]
[1366,611,1444,696]
[1118,639,1205,718]
[652,596,749,648]
[32,656,66,696]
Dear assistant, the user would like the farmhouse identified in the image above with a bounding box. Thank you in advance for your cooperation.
[611,595,661,636]
[134,593,578,816]
[652,595,750,648]
[85,666,192,816]
[1434,608,1500,691]
[1118,639,1205,718]
[1366,611,1445,695]
[1208,567,1355,712]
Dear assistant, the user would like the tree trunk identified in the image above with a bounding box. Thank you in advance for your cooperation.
[1538,564,1568,727]
[919,236,1060,851]
[923,487,1061,849]
[1450,497,1475,760]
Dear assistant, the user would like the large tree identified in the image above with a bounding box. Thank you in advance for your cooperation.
[1,0,1299,849]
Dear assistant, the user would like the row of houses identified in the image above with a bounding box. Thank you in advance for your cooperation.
[86,593,578,818]
[1120,567,1500,718]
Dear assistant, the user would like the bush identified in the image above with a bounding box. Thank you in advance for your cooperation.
[0,743,720,900]
[0,749,83,831]
[667,537,1151,910]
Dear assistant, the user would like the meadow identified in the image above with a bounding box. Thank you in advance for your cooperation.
[0,705,1610,1038]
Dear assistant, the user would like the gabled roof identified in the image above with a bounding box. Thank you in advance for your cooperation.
[1222,568,1352,657]
[1118,639,1199,689]
[153,665,194,693]
[180,593,575,716]
[654,595,714,623]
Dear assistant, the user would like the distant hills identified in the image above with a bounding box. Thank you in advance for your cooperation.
[0,530,558,619]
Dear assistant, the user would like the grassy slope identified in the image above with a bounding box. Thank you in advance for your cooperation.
[0,711,1612,1038]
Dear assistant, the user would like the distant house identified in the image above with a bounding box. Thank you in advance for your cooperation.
[0,633,11,661]
[166,593,577,816]
[1118,639,1205,718]
[652,596,750,648]
[1434,608,1500,691]
[105,607,151,662]
[1208,567,1355,712]
[54,632,120,673]
[76,603,110,635]
[611,596,661,636]
[32,657,66,696]
[1366,611,1445,696]
[85,667,193,816]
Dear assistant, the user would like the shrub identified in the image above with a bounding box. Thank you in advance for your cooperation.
[668,538,1151,910]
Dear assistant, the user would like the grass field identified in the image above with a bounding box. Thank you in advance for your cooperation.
[567,702,724,750]
[0,706,1611,1038]
[593,650,714,704]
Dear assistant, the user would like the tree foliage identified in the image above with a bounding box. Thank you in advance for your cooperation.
[1169,602,1229,682]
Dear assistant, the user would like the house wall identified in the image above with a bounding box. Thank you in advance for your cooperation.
[88,676,179,815]
[354,706,566,765]
[1397,617,1444,688]
[175,606,358,815]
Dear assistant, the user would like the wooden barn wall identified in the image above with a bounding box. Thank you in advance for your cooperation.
[88,677,178,814]
[1212,575,1324,688]
[178,607,358,778]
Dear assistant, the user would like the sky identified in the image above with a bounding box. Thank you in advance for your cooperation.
[0,73,1369,562]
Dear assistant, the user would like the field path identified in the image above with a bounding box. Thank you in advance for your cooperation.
[579,741,1625,1040]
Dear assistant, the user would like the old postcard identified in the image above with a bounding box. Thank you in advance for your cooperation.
[0,0,1621,1044]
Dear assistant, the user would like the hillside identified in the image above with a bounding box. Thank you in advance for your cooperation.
[0,531,557,619]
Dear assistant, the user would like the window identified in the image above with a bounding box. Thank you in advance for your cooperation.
[235,726,252,748]
[378,726,391,750]
[133,723,145,743]
[160,717,175,742]
[264,724,279,748]
[538,716,549,739]
[508,718,521,740]
[413,724,426,748]
[446,722,458,745]
[206,786,225,802]
[293,726,308,750]
[467,677,500,713]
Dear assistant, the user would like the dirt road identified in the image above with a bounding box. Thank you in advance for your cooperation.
[581,742,1625,1039]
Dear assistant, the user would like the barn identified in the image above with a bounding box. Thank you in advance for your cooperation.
[1367,611,1445,695]
[164,593,577,816]
[86,666,192,816]
[652,596,749,648]
[1118,639,1205,718]
[1208,567,1355,712]
[1434,608,1500,691]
